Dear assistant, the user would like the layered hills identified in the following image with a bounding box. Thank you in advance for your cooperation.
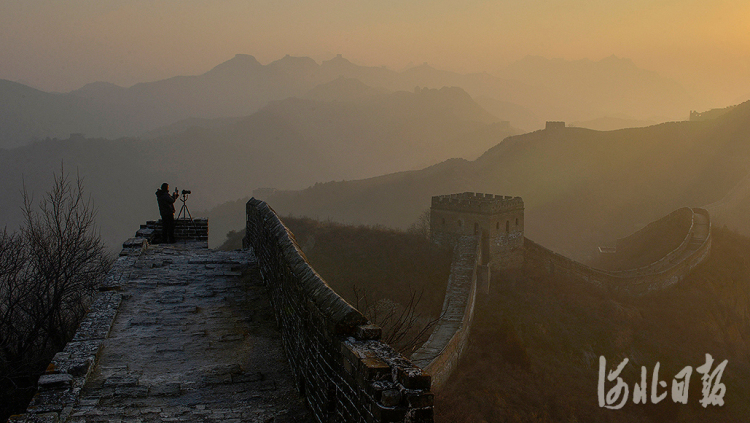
[0,54,690,148]
[259,100,750,260]
[0,85,511,249]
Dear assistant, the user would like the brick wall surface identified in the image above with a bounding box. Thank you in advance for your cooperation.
[135,218,208,243]
[244,198,434,423]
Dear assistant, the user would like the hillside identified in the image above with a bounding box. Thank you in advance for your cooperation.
[0,86,509,249]
[569,116,658,132]
[435,227,750,422]
[260,100,750,260]
[0,80,126,149]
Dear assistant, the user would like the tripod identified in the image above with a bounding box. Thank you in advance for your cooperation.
[177,191,192,221]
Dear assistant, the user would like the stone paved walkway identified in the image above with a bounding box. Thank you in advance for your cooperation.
[68,242,310,422]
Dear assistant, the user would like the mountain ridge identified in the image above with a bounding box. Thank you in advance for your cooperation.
[0,53,692,148]
[260,100,750,259]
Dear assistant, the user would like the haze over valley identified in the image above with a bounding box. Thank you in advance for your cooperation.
[4,1,750,420]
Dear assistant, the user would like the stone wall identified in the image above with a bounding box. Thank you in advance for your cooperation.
[614,208,692,261]
[135,218,208,243]
[430,192,524,271]
[244,198,434,423]
[597,208,693,270]
[524,208,712,295]
[411,235,480,390]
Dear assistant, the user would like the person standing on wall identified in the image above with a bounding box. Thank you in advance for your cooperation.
[156,183,179,243]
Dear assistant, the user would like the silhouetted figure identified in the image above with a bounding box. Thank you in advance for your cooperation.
[156,183,179,243]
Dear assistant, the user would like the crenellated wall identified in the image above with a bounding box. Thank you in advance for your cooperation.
[244,198,434,423]
[411,201,713,394]
[135,218,208,243]
[13,197,713,422]
[410,235,480,390]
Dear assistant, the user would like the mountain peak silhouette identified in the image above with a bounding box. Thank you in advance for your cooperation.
[267,55,319,75]
[321,54,357,70]
[205,54,263,77]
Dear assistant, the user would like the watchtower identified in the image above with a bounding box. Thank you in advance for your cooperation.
[430,192,524,271]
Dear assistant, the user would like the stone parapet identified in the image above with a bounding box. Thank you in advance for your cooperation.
[244,198,434,423]
[137,218,208,243]
[411,235,479,390]
[431,192,523,215]
[10,285,127,423]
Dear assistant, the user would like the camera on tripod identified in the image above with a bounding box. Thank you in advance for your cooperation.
[177,189,193,220]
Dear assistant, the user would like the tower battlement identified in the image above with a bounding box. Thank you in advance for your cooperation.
[430,192,524,272]
[431,192,524,214]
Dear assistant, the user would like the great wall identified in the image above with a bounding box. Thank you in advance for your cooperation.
[12,192,712,422]
[408,192,711,390]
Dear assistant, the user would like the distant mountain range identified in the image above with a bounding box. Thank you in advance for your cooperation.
[258,100,750,260]
[0,53,693,148]
[496,55,692,122]
[0,84,513,248]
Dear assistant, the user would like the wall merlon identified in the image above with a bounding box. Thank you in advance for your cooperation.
[431,192,524,214]
[136,218,209,244]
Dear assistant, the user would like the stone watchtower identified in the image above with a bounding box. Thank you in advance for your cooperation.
[430,192,524,271]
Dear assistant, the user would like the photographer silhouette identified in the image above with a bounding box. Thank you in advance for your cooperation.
[155,183,179,243]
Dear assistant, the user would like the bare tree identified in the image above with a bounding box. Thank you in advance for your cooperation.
[0,167,111,420]
[407,209,431,241]
[352,285,441,355]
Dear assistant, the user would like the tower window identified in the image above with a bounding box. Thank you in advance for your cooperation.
[496,222,500,230]
[516,218,519,226]
[506,221,510,233]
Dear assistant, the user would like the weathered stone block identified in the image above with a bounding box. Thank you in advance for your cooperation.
[397,368,431,390]
[380,389,402,407]
[356,324,382,340]
[38,374,73,390]
[405,391,434,408]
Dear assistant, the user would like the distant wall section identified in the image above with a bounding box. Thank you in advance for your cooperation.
[525,208,712,295]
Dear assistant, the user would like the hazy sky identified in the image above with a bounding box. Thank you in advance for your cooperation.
[1,0,749,107]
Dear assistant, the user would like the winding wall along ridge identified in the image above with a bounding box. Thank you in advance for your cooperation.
[410,235,481,390]
[244,198,434,423]
[409,207,712,392]
[526,208,712,295]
